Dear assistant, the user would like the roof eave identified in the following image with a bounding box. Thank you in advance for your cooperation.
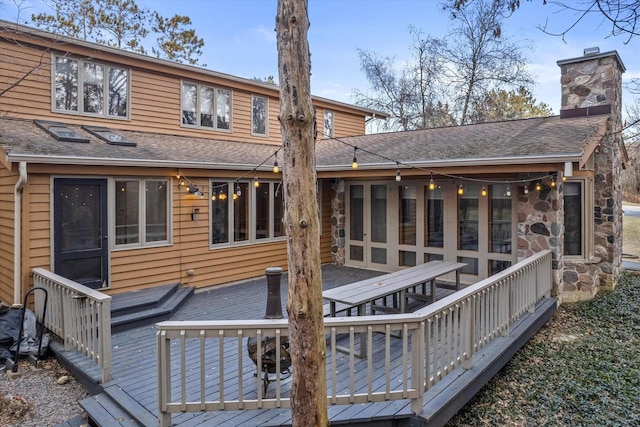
[317,153,585,171]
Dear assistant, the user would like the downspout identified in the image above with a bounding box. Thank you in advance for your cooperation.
[13,162,27,307]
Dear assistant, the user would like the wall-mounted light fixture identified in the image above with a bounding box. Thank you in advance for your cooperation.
[191,207,200,222]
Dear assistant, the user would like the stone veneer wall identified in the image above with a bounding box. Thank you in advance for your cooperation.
[517,181,568,297]
[330,179,346,265]
[558,52,624,301]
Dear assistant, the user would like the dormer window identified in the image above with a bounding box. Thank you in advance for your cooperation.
[181,81,231,131]
[52,54,129,119]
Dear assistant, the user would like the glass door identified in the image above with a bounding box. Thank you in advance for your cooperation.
[346,183,389,269]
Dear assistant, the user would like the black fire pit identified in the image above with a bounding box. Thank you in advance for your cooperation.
[247,267,291,394]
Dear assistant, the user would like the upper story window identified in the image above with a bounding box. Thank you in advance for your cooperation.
[181,81,231,131]
[323,109,334,138]
[53,55,129,119]
[252,95,268,136]
[114,179,170,248]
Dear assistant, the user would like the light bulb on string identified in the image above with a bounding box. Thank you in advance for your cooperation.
[550,175,556,187]
[506,184,511,197]
[236,184,242,197]
[523,185,529,195]
[481,186,487,197]
[395,163,401,182]
[253,174,260,187]
[535,182,541,191]
[458,183,464,195]
[429,173,435,191]
[273,158,279,174]
[351,147,358,169]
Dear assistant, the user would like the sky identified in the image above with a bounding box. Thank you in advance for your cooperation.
[2,0,639,116]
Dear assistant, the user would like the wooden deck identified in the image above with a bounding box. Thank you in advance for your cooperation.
[53,264,556,426]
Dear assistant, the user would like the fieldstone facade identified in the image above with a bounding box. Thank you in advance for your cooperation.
[330,179,346,265]
[556,50,625,302]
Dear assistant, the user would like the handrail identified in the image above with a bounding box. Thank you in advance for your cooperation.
[31,268,112,383]
[156,251,552,426]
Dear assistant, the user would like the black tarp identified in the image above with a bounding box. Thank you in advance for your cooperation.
[0,306,49,362]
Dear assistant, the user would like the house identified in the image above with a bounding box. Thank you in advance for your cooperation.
[0,20,625,308]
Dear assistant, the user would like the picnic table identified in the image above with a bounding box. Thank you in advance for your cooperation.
[323,260,466,357]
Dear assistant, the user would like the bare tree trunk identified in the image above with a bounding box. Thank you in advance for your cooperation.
[275,1,328,426]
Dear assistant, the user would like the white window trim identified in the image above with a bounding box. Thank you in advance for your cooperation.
[323,109,334,138]
[180,80,233,132]
[251,94,269,137]
[51,53,131,120]
[110,178,172,250]
[210,179,285,248]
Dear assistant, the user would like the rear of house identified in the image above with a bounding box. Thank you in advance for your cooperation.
[0,20,625,308]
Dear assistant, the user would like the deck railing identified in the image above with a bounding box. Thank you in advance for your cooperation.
[156,250,552,426]
[32,268,112,383]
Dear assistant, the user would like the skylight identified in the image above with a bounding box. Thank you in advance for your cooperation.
[34,120,90,143]
[82,125,136,147]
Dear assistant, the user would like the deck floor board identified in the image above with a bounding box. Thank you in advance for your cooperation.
[70,264,554,426]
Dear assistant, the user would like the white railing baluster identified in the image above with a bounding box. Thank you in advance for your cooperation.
[31,268,112,383]
[154,251,552,424]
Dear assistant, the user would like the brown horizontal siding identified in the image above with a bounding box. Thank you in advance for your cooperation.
[320,180,333,264]
[0,168,16,304]
[335,110,365,136]
[25,175,52,275]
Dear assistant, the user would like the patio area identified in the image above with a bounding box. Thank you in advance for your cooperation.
[50,262,556,426]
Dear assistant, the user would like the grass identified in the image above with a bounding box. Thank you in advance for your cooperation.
[447,272,640,426]
[623,215,640,259]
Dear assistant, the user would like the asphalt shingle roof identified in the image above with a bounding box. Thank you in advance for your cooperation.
[0,114,607,171]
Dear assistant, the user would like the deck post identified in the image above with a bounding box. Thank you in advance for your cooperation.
[410,322,425,414]
[157,330,172,427]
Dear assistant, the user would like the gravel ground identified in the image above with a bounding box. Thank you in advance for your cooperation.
[0,358,89,426]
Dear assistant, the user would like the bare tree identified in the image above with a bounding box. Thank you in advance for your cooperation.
[355,27,455,131]
[443,0,533,124]
[276,0,328,426]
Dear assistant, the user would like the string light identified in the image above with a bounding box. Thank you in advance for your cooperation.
[481,186,487,197]
[550,175,556,187]
[535,182,541,191]
[458,183,464,195]
[273,158,279,174]
[562,175,567,182]
[253,175,260,187]
[351,147,358,169]
[506,184,512,197]
[236,184,242,197]
[395,163,401,182]
[429,173,436,191]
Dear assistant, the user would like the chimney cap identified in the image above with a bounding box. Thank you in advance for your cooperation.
[557,49,626,72]
[584,47,600,56]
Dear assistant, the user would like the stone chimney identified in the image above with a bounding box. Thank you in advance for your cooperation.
[557,48,625,120]
[556,48,626,298]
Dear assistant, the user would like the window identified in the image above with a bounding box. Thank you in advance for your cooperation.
[489,184,512,254]
[458,185,479,250]
[399,185,417,245]
[211,180,284,246]
[53,55,129,119]
[323,109,334,138]
[114,179,169,247]
[564,181,583,256]
[252,95,268,136]
[181,81,231,130]
[425,186,444,248]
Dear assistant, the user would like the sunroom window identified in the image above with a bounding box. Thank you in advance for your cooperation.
[181,81,231,131]
[114,179,169,247]
[211,180,284,246]
[53,55,129,119]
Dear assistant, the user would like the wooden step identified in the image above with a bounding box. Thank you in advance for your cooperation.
[79,393,141,426]
[110,283,179,317]
[111,286,194,333]
[103,384,157,427]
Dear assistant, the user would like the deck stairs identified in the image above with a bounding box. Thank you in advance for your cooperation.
[110,283,194,333]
